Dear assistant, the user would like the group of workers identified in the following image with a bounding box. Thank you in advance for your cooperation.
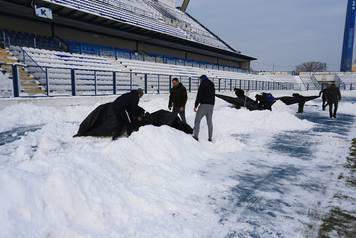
[168,75,215,141]
[75,75,343,142]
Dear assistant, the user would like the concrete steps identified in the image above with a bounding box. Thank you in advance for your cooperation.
[0,48,44,95]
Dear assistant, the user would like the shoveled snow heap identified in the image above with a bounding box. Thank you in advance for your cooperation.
[0,91,345,237]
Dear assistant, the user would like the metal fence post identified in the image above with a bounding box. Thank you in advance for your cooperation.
[113,72,117,95]
[71,68,76,96]
[248,80,250,91]
[45,67,49,96]
[157,74,160,94]
[169,75,172,90]
[189,77,192,93]
[130,72,133,91]
[239,80,242,89]
[230,79,232,91]
[218,79,221,92]
[11,64,20,97]
[144,74,148,94]
[255,81,258,90]
[351,83,353,90]
[224,79,227,91]
[94,70,97,96]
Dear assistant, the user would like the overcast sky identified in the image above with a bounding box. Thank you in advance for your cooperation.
[185,0,347,71]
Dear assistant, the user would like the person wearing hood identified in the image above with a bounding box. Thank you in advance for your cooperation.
[168,78,188,122]
[193,75,215,142]
[112,89,144,139]
[74,89,144,140]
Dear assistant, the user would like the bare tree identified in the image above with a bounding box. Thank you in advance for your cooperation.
[295,61,327,73]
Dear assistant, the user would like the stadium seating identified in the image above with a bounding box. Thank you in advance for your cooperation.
[6,46,301,96]
[1,30,63,51]
[10,47,135,95]
[298,73,322,90]
[337,73,356,84]
[0,71,12,97]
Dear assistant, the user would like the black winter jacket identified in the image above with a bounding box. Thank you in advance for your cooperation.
[195,79,215,108]
[326,86,341,102]
[168,83,188,108]
[112,90,141,118]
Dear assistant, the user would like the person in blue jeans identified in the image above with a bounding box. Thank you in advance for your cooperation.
[193,75,215,142]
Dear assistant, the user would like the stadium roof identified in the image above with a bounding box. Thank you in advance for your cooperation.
[0,0,256,61]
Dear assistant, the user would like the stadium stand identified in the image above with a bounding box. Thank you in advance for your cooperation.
[1,29,64,51]
[0,0,306,97]
[0,69,12,96]
[298,72,322,90]
[44,0,231,51]
[2,46,297,96]
[10,47,138,95]
[337,72,356,84]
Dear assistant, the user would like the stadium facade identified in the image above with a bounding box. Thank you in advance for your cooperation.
[0,0,255,71]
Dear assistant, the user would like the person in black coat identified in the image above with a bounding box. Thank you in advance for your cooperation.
[112,89,144,139]
[168,78,188,122]
[319,88,329,111]
[193,75,215,142]
[74,89,144,139]
[325,84,341,119]
[255,92,276,111]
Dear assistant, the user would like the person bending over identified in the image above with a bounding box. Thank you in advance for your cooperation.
[112,88,144,139]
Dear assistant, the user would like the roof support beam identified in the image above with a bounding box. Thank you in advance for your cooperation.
[180,0,190,12]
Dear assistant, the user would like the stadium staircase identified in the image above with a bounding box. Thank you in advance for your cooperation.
[299,73,321,90]
[0,48,43,95]
[310,74,322,90]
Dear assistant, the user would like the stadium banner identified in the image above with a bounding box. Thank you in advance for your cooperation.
[35,6,53,20]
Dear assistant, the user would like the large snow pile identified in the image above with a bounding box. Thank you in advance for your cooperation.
[2,91,354,237]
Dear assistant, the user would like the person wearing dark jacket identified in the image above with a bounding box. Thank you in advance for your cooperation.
[325,84,341,118]
[112,89,144,139]
[319,88,328,111]
[255,92,276,111]
[292,93,307,113]
[193,75,215,142]
[168,78,188,122]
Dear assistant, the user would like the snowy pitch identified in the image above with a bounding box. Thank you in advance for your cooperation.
[0,91,355,237]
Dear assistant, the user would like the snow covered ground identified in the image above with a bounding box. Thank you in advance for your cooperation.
[0,91,356,237]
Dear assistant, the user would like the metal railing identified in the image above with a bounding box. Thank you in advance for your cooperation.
[0,63,300,98]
